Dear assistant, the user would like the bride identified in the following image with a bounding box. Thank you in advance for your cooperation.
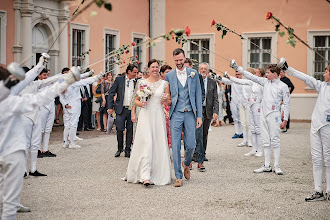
[123,59,172,186]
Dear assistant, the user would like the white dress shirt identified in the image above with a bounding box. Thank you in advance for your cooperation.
[203,77,208,106]
[123,76,135,107]
[176,67,187,87]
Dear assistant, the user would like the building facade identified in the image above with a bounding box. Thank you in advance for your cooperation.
[1,0,329,120]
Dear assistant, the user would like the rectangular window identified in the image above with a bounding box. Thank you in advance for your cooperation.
[188,39,210,70]
[105,34,116,73]
[313,35,330,81]
[133,37,143,71]
[72,29,85,67]
[248,37,272,69]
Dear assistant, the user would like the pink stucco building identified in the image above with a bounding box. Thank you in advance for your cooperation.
[0,0,329,120]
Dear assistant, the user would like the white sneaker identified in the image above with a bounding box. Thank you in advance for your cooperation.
[237,141,247,147]
[244,151,256,156]
[248,142,253,147]
[69,144,81,149]
[63,143,69,148]
[255,152,263,157]
[253,165,272,173]
[74,136,83,141]
[274,166,283,175]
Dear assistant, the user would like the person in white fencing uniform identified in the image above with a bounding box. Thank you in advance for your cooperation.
[18,58,66,177]
[224,68,265,157]
[278,58,330,202]
[220,74,243,139]
[0,65,80,220]
[37,69,57,158]
[235,68,253,147]
[230,61,290,175]
[0,63,25,102]
[60,70,103,149]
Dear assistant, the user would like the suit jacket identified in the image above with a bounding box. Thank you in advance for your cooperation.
[165,68,202,119]
[204,77,219,120]
[107,75,137,115]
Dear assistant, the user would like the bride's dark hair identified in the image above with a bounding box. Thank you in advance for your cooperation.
[147,59,159,68]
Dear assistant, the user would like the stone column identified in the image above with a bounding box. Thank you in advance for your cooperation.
[20,8,33,67]
[58,1,69,69]
[150,0,165,60]
[13,0,22,63]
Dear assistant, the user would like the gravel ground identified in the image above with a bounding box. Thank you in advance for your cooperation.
[18,123,330,220]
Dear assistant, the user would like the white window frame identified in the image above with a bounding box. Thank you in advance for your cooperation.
[183,33,215,69]
[0,11,7,64]
[242,32,277,69]
[132,32,146,71]
[70,23,90,67]
[307,30,330,78]
[104,28,120,76]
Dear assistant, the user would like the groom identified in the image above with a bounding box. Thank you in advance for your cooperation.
[165,48,203,187]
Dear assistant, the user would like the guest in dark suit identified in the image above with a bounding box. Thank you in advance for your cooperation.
[78,84,93,131]
[199,63,219,163]
[107,64,138,158]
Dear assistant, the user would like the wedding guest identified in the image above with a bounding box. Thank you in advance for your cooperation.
[108,65,138,158]
[213,81,225,127]
[160,64,173,148]
[92,77,103,131]
[136,71,143,79]
[223,84,234,124]
[199,63,218,165]
[101,72,113,132]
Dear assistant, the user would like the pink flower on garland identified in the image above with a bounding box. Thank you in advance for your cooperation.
[185,26,191,37]
[265,11,272,20]
[211,19,215,27]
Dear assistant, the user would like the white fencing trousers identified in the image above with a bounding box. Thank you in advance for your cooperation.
[0,150,25,220]
[260,110,281,167]
[240,104,251,143]
[63,100,81,129]
[231,102,242,134]
[310,124,330,193]
[39,106,55,133]
[250,103,262,153]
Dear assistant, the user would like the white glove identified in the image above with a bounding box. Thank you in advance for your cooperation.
[38,53,50,66]
[7,62,25,80]
[277,57,289,71]
[230,59,239,71]
[5,62,25,88]
[223,71,229,79]
[64,67,81,85]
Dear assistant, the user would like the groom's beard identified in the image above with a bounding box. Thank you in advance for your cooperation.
[176,64,184,69]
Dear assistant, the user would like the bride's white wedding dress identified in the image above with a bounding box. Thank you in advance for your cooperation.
[123,79,171,185]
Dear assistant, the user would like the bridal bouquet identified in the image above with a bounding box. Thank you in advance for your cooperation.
[136,84,153,101]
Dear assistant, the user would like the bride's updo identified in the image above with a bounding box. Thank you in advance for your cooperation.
[148,59,159,68]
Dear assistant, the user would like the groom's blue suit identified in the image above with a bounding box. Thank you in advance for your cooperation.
[165,67,202,179]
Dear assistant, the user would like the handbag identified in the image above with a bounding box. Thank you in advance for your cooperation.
[96,84,101,94]
[107,115,115,134]
[95,96,102,103]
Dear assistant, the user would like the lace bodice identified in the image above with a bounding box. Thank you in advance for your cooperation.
[138,79,168,107]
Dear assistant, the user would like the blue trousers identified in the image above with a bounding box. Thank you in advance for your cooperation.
[170,111,196,179]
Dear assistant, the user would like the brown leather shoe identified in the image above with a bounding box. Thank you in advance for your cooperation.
[182,161,191,180]
[197,163,206,172]
[173,179,183,187]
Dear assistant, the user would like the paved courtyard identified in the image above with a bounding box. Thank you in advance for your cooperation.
[18,122,329,220]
